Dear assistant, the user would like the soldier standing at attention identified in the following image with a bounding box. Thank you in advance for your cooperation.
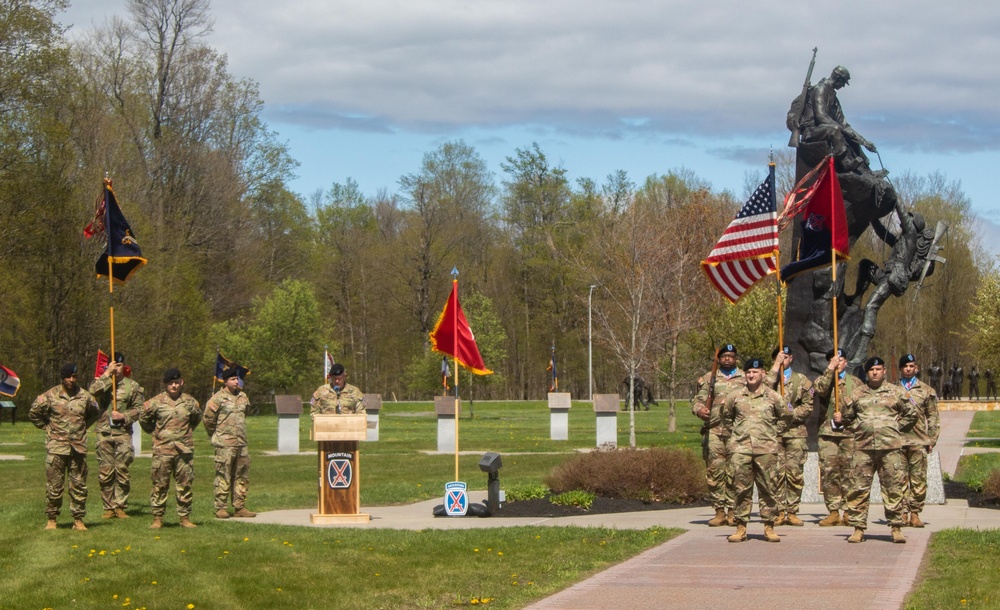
[89,353,144,519]
[29,363,100,530]
[692,344,745,527]
[813,349,861,526]
[204,367,256,519]
[897,354,940,528]
[834,356,917,543]
[311,363,366,418]
[722,357,804,543]
[140,368,202,529]
[766,346,814,527]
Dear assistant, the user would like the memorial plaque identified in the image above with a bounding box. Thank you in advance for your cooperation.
[593,394,620,413]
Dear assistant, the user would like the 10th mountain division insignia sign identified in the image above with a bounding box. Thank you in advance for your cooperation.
[326,452,354,489]
[444,481,468,516]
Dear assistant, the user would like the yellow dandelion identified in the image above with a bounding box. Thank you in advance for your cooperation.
[113,594,119,600]
[90,549,96,553]
[154,536,160,540]
[180,550,186,553]
[72,545,78,549]
[243,537,249,542]
[187,605,195,609]
[497,551,503,556]
[471,599,480,605]
[99,551,106,556]
[151,581,157,585]
[223,551,229,555]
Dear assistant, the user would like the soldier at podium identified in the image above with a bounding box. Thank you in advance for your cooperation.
[311,363,365,417]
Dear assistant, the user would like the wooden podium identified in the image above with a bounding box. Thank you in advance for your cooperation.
[310,414,370,524]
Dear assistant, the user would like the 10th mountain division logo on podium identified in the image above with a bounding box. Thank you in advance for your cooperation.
[326,452,353,489]
[444,481,468,516]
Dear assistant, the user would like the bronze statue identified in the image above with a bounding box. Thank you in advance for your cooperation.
[951,364,964,400]
[928,361,944,396]
[969,366,980,400]
[985,369,997,401]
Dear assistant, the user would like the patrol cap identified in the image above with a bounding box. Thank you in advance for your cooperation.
[221,366,240,381]
[899,354,916,368]
[60,363,78,379]
[718,344,737,356]
[163,368,182,384]
[826,348,845,360]
[863,356,885,371]
[771,345,791,359]
[114,351,125,363]
[833,65,851,84]
[329,363,345,376]
[744,357,764,371]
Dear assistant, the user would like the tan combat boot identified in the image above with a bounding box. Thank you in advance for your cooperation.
[101,509,115,519]
[707,508,727,527]
[773,511,787,526]
[233,508,257,518]
[817,511,840,526]
[44,519,57,530]
[727,524,747,543]
[72,519,88,531]
[150,517,163,529]
[179,516,197,529]
[785,513,804,526]
[114,508,129,519]
[909,513,925,528]
[763,523,781,543]
[215,509,230,519]
[847,527,865,543]
[726,508,736,526]
[891,526,907,544]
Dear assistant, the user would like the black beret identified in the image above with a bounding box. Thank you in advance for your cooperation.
[826,348,845,360]
[114,351,125,364]
[864,356,885,371]
[329,363,345,376]
[221,366,239,380]
[899,354,916,368]
[163,368,182,384]
[771,345,791,359]
[744,357,764,371]
[60,363,78,379]
[718,344,737,356]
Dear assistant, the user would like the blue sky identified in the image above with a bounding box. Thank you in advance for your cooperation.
[62,0,1000,251]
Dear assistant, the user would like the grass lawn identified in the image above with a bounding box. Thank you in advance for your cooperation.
[904,529,1000,610]
[0,400,694,609]
[964,410,1000,449]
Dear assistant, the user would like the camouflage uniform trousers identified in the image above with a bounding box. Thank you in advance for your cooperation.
[150,453,195,517]
[96,434,135,510]
[777,437,809,515]
[46,451,89,519]
[731,452,781,524]
[844,448,908,529]
[213,446,250,511]
[902,445,929,514]
[702,432,734,510]
[818,435,854,512]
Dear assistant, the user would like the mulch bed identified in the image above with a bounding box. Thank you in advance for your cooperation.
[945,480,1000,509]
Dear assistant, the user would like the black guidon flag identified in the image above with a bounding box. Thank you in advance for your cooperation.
[95,180,146,283]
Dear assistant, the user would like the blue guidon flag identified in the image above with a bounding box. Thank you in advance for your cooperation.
[444,481,469,516]
[327,455,354,489]
[0,365,20,397]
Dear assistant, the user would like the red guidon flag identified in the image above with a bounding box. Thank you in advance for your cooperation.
[429,280,492,375]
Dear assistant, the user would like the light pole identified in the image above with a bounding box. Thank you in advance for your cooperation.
[588,284,596,401]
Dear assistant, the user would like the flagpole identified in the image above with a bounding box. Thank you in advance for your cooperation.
[770,160,785,397]
[105,178,118,413]
[452,269,460,483]
[827,156,842,414]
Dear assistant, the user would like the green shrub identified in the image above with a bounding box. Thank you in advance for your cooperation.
[544,446,706,504]
[504,483,549,501]
[550,490,595,510]
[982,469,1000,501]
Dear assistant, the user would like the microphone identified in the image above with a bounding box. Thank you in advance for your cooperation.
[333,384,342,414]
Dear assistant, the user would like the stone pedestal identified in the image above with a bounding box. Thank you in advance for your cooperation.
[131,425,142,455]
[593,394,619,448]
[799,450,945,505]
[275,395,303,454]
[363,393,382,442]
[435,396,459,453]
[548,392,571,440]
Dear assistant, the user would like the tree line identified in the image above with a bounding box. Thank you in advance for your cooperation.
[0,0,991,413]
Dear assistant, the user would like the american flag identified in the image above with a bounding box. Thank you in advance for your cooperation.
[700,165,779,303]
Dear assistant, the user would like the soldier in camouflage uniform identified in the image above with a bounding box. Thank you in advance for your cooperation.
[139,368,202,529]
[834,356,917,543]
[29,363,100,530]
[204,366,255,519]
[88,354,144,519]
[691,344,745,526]
[813,349,862,526]
[722,357,807,543]
[311,363,366,418]
[897,354,940,528]
[766,346,814,527]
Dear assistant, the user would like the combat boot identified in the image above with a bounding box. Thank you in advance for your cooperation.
[150,517,163,529]
[773,511,787,526]
[101,509,115,519]
[847,527,865,543]
[817,511,840,526]
[233,508,257,518]
[763,523,781,543]
[785,513,804,526]
[72,519,88,531]
[909,513,925,528]
[727,524,747,543]
[707,508,727,527]
[215,509,230,519]
[114,508,129,519]
[726,508,736,526]
[44,519,57,530]
[179,516,197,529]
[891,526,907,544]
